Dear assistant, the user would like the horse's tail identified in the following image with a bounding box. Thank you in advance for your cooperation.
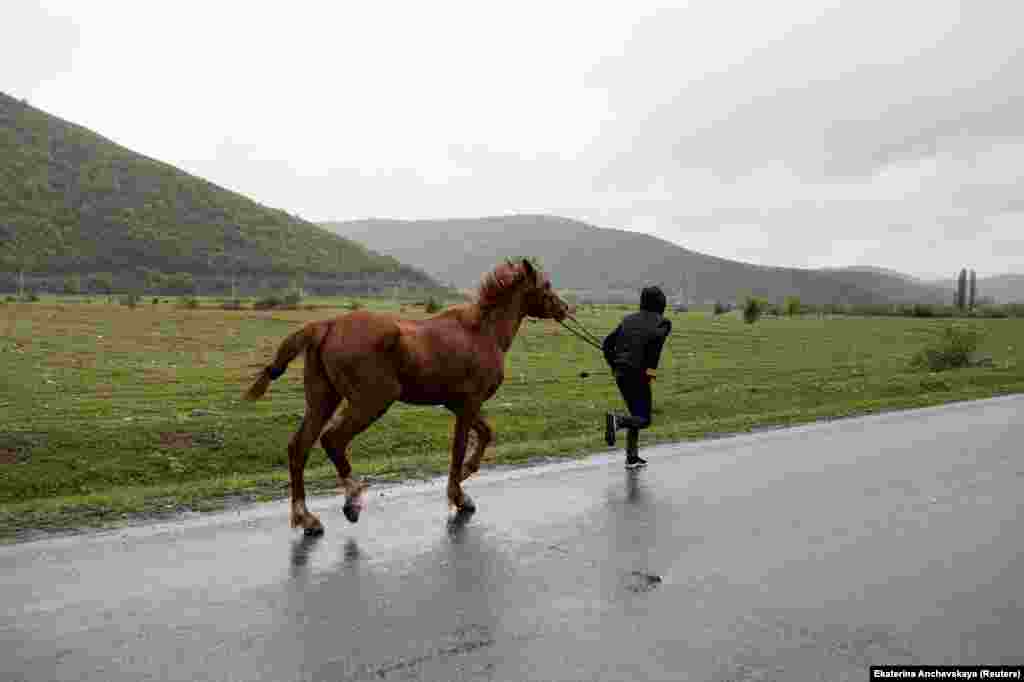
[243,323,318,400]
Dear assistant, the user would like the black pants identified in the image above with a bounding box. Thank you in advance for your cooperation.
[614,369,652,430]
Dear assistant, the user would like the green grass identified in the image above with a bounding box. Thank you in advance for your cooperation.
[2,298,1023,541]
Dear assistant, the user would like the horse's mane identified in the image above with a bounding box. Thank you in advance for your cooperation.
[476,260,537,309]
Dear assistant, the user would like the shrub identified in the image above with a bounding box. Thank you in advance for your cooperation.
[784,296,801,316]
[974,305,1008,319]
[282,291,301,308]
[119,292,141,308]
[63,275,82,295]
[178,296,200,309]
[152,298,160,305]
[346,300,364,311]
[713,301,729,315]
[912,304,935,318]
[910,325,984,372]
[254,294,282,310]
[742,296,766,324]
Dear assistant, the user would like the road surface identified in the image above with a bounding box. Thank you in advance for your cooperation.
[3,395,1023,681]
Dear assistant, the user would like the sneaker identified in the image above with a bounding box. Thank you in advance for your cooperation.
[605,413,617,447]
[625,455,648,470]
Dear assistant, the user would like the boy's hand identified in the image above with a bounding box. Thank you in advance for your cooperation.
[645,368,657,382]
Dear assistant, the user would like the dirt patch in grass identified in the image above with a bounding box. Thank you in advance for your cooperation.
[0,432,44,464]
[159,432,194,449]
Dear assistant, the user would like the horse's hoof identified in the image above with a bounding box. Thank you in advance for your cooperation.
[458,494,476,514]
[342,503,361,524]
[303,526,324,537]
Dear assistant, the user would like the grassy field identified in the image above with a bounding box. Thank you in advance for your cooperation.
[2,295,1023,541]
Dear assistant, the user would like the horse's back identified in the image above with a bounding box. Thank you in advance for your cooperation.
[325,310,402,356]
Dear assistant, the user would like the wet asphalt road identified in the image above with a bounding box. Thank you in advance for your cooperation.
[3,395,1023,682]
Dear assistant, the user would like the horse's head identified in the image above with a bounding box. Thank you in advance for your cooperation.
[519,259,569,322]
[478,258,569,321]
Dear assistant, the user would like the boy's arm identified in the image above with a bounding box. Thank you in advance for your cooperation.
[602,324,622,368]
[645,318,673,376]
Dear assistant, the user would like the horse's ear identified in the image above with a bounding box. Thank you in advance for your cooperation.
[521,258,535,279]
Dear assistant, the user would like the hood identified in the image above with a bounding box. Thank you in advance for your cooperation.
[640,286,666,314]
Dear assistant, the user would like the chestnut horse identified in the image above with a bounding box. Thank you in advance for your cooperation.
[243,258,569,534]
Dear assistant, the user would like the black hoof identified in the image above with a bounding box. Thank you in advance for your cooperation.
[342,504,361,524]
[303,526,324,537]
[458,494,476,514]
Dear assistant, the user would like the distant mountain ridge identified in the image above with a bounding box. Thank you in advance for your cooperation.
[324,215,955,305]
[0,92,438,294]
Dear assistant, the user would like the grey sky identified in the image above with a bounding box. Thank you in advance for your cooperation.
[6,0,1022,278]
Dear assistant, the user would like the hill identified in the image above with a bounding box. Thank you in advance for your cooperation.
[0,92,438,295]
[976,274,1024,303]
[819,266,949,304]
[324,215,947,305]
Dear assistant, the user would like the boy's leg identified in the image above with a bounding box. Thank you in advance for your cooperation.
[623,376,652,467]
[606,371,653,448]
[618,372,652,429]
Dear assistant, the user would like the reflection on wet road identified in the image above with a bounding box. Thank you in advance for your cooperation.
[3,395,1023,681]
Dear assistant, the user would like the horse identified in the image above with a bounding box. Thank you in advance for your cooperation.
[243,258,570,534]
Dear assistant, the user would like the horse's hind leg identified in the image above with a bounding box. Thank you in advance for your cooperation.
[320,395,395,523]
[288,365,340,534]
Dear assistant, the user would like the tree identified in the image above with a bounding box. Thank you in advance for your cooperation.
[89,272,114,294]
[956,268,967,311]
[3,226,37,299]
[63,274,82,295]
[743,296,766,324]
[165,272,195,295]
[208,251,241,300]
[142,267,166,293]
[969,269,977,310]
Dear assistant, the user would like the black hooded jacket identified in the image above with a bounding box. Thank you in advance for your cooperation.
[602,286,672,373]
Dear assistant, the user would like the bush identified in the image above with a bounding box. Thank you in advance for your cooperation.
[912,304,935,318]
[742,296,766,324]
[119,293,141,308]
[346,300,364,311]
[974,305,1008,319]
[424,296,442,313]
[713,301,729,315]
[282,291,301,308]
[784,296,801,316]
[254,294,282,310]
[910,325,984,372]
[152,298,160,305]
[178,296,200,309]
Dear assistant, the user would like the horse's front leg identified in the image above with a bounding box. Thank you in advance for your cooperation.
[461,414,493,482]
[447,409,477,512]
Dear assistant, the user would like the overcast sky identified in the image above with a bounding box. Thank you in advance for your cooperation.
[6,0,1022,278]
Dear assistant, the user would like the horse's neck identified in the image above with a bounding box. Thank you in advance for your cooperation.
[482,296,525,353]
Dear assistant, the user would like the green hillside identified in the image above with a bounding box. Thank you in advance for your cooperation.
[325,215,949,305]
[0,92,437,294]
